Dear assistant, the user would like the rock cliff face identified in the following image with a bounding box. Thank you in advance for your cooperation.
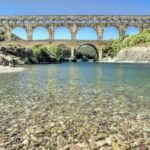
[0,46,35,66]
[116,45,150,63]
[0,46,57,66]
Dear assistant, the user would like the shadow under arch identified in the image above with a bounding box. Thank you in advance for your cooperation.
[76,26,98,40]
[76,43,99,60]
[11,27,27,40]
[103,26,120,41]
[32,26,49,40]
[57,44,71,60]
[125,26,140,36]
[54,26,71,40]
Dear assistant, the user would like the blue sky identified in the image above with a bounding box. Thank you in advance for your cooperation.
[1,0,149,40]
[0,0,150,15]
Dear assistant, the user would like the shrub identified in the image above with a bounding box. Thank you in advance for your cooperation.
[47,45,62,61]
[32,44,47,62]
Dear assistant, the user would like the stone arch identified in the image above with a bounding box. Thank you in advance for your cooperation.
[46,19,50,24]
[146,19,150,24]
[88,19,94,24]
[38,19,43,24]
[53,19,59,24]
[102,19,107,24]
[124,19,129,24]
[130,19,136,24]
[16,20,21,24]
[82,19,87,24]
[2,19,7,24]
[103,26,120,40]
[54,26,71,40]
[11,27,27,40]
[109,19,114,24]
[76,27,98,40]
[31,19,35,24]
[95,19,100,24]
[8,20,13,24]
[68,19,73,24]
[60,19,65,24]
[116,19,121,24]
[23,20,29,24]
[76,43,99,60]
[125,26,140,36]
[32,26,49,40]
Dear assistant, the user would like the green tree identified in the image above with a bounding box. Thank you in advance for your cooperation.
[47,45,62,61]
[32,44,47,62]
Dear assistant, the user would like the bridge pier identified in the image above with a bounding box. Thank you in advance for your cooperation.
[26,26,33,41]
[69,47,76,62]
[49,27,54,41]
[97,50,103,62]
[97,26,103,41]
[119,27,126,40]
[70,47,75,58]
[5,26,12,41]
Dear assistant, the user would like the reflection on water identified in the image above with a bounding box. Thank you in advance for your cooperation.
[0,63,150,149]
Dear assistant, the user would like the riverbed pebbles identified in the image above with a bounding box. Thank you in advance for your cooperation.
[0,80,149,150]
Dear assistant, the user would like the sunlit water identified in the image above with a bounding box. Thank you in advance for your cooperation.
[0,63,150,149]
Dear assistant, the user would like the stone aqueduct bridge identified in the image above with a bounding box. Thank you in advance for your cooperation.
[0,15,150,60]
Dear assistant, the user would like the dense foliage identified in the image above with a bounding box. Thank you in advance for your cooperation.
[32,44,63,63]
[47,45,62,61]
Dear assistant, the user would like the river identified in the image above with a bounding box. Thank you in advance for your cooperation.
[0,62,150,149]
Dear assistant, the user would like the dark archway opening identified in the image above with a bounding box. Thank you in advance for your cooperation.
[58,44,71,61]
[76,44,98,62]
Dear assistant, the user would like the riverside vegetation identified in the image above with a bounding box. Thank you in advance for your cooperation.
[102,28,150,58]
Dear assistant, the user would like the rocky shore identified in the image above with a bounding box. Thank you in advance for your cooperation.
[0,45,35,66]
[0,66,25,73]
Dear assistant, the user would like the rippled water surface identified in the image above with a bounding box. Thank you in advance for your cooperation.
[0,63,150,149]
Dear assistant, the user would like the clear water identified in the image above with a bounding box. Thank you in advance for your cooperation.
[0,62,150,149]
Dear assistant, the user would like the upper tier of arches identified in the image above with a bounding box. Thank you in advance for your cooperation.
[0,15,150,25]
[10,25,142,41]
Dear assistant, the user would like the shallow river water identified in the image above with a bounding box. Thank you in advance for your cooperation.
[0,63,150,150]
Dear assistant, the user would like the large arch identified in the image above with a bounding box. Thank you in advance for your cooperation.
[54,27,71,40]
[76,43,98,60]
[11,27,27,40]
[32,27,49,40]
[125,26,140,36]
[103,26,120,41]
[76,27,98,40]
